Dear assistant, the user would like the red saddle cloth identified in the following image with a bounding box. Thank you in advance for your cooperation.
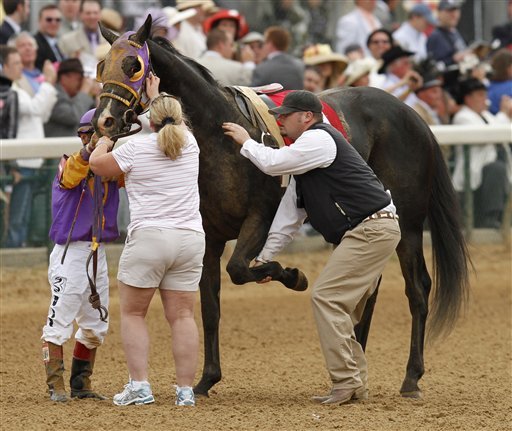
[266,90,349,145]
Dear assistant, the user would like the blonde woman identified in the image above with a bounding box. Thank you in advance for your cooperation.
[89,72,204,407]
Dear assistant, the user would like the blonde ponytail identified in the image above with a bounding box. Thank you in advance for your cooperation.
[150,94,189,160]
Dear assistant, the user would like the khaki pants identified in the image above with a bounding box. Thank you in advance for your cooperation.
[311,218,401,390]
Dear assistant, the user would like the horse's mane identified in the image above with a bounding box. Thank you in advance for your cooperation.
[150,36,220,88]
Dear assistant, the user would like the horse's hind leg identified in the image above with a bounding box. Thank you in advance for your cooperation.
[194,238,225,397]
[354,276,381,351]
[396,230,431,398]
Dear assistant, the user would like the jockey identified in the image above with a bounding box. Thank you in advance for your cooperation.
[41,108,124,402]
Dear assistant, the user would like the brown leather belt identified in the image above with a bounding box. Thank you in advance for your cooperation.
[362,211,399,223]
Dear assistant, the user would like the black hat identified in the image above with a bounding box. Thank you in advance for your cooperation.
[414,59,443,93]
[378,45,415,74]
[268,90,322,115]
[416,76,442,93]
[456,77,486,104]
[57,58,84,77]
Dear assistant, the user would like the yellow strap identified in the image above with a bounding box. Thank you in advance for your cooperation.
[103,80,140,101]
[99,92,131,107]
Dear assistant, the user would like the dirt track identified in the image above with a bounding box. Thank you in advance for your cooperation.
[1,243,511,431]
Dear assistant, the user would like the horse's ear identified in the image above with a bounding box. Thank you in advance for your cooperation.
[133,14,152,45]
[99,22,118,45]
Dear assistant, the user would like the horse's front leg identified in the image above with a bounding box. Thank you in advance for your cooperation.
[225,216,308,291]
[396,231,431,399]
[194,238,225,397]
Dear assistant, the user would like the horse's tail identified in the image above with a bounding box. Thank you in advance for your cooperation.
[427,132,471,340]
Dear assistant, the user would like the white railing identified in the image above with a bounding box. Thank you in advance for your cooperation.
[429,124,511,145]
[1,124,511,161]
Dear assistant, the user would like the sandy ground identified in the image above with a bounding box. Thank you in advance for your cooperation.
[0,242,510,431]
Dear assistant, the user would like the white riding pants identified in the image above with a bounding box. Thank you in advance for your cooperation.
[41,242,109,349]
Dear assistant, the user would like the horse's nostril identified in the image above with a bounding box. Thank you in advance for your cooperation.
[104,118,114,128]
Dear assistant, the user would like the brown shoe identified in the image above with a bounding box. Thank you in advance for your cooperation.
[321,387,363,405]
[311,394,331,403]
[312,386,367,404]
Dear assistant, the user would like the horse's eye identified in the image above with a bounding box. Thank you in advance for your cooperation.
[130,55,145,82]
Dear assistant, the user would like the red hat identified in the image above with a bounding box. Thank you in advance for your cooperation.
[203,9,249,40]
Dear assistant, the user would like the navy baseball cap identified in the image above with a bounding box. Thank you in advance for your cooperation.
[268,91,323,115]
[438,0,461,11]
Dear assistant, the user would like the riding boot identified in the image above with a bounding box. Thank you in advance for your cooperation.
[42,341,68,402]
[70,341,107,400]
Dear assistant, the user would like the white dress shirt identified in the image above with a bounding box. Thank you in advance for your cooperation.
[240,128,395,261]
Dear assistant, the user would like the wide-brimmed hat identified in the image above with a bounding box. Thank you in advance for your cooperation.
[343,58,375,86]
[100,8,123,32]
[378,45,415,73]
[57,58,84,76]
[176,0,216,12]
[162,6,197,27]
[409,3,437,26]
[268,91,322,115]
[303,44,348,74]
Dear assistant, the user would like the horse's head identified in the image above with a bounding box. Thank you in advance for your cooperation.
[94,15,152,137]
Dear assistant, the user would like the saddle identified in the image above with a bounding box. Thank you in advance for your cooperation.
[228,84,285,149]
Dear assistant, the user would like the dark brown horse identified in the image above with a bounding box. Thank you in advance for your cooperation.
[93,17,469,399]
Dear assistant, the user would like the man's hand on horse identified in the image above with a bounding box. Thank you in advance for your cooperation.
[252,259,273,284]
[222,122,251,146]
[146,72,161,101]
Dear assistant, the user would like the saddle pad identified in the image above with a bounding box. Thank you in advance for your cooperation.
[233,86,285,148]
[266,91,350,145]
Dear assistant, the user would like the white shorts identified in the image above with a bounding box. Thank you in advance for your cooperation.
[42,242,109,348]
[117,227,205,291]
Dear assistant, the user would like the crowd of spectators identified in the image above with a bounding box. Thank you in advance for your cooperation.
[0,0,511,247]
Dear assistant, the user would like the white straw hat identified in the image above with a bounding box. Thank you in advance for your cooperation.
[162,6,197,27]
[343,58,375,86]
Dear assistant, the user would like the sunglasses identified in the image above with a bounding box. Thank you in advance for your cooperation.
[370,39,391,45]
[45,17,62,23]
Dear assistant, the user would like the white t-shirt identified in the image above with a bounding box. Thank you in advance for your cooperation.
[113,131,203,235]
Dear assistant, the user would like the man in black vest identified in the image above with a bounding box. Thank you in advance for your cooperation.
[223,91,401,405]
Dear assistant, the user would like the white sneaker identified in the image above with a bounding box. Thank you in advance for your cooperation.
[113,381,155,406]
[175,386,195,406]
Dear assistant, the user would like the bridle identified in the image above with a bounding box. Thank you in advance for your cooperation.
[97,35,153,141]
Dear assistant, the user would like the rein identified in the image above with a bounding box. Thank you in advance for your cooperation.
[86,174,108,322]
[83,37,152,322]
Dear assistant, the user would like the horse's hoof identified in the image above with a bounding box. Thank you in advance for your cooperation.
[400,390,423,399]
[284,268,308,291]
[193,387,209,398]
